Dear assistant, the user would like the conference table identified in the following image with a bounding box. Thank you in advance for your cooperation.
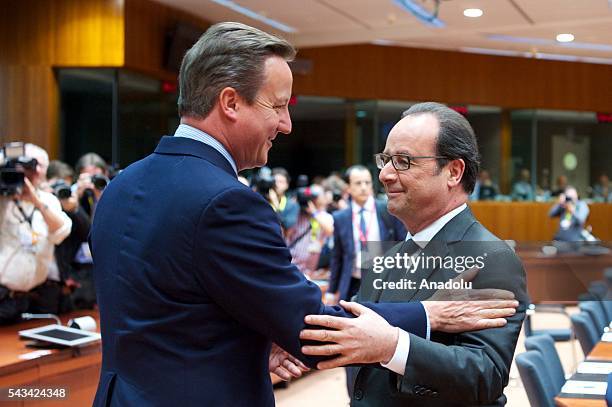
[0,310,101,406]
[516,243,612,304]
[555,341,612,407]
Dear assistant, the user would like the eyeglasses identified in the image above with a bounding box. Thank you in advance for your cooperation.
[374,153,448,171]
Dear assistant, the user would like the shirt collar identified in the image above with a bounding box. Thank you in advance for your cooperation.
[351,196,375,214]
[173,124,238,175]
[406,203,468,248]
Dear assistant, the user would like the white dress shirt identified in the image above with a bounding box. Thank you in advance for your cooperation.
[351,196,381,278]
[381,203,468,376]
[174,124,238,175]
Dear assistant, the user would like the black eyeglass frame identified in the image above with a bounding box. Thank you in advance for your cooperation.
[374,153,449,171]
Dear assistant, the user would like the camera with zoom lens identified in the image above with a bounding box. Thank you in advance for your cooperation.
[296,186,320,210]
[0,142,38,197]
[251,166,275,199]
[51,180,72,200]
[91,174,109,191]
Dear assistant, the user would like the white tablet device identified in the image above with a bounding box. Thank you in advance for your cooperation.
[19,324,101,347]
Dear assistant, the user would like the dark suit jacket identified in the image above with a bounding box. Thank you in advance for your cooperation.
[351,207,528,407]
[329,201,407,301]
[90,136,428,407]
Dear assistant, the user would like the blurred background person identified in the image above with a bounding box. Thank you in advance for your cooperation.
[47,160,96,310]
[285,184,333,276]
[75,152,109,218]
[470,169,499,201]
[0,143,72,323]
[321,173,348,213]
[551,174,569,197]
[271,167,299,230]
[325,165,406,306]
[549,185,590,242]
[512,168,534,201]
[591,174,611,202]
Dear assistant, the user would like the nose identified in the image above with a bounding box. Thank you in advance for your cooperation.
[278,107,292,135]
[379,162,397,185]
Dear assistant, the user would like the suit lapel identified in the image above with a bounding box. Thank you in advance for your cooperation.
[376,207,477,302]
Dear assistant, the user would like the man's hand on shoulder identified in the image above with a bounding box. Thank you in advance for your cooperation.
[299,301,399,369]
[423,267,519,333]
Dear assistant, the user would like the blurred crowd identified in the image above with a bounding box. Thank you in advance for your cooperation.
[1,141,609,325]
[0,142,113,324]
[470,167,612,203]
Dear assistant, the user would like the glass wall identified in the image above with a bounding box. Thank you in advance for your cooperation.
[58,69,612,200]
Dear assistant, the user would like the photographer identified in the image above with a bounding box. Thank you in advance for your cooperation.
[47,160,95,310]
[0,143,72,323]
[271,167,298,230]
[549,186,590,241]
[75,152,109,218]
[285,184,333,275]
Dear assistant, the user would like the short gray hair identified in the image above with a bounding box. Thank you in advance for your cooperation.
[178,22,296,118]
[401,102,481,194]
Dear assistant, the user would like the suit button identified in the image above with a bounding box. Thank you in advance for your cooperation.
[432,391,439,397]
[354,389,363,400]
[424,389,432,396]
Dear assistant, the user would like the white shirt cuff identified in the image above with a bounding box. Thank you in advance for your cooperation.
[380,328,410,376]
[423,302,431,340]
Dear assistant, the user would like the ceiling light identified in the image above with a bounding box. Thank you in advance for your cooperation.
[556,33,575,43]
[463,8,483,18]
[210,0,296,33]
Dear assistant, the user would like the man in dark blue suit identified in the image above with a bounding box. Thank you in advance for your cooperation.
[90,23,518,407]
[327,165,406,305]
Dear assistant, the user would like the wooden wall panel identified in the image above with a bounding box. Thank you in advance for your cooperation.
[0,0,123,156]
[293,45,612,112]
[123,0,209,81]
[53,0,124,66]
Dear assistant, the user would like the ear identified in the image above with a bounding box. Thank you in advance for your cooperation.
[447,158,465,188]
[218,87,240,122]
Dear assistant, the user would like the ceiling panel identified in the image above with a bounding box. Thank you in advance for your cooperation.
[152,0,612,64]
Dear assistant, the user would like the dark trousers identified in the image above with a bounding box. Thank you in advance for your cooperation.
[345,276,362,396]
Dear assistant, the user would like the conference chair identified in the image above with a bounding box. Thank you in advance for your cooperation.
[579,301,608,333]
[516,351,556,407]
[571,312,600,355]
[524,334,565,393]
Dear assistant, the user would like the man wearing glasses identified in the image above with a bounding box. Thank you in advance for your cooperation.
[302,102,527,406]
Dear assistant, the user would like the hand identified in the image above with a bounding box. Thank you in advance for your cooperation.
[300,300,399,369]
[423,267,518,333]
[268,188,280,210]
[59,195,78,213]
[76,173,94,199]
[16,177,41,207]
[269,343,309,381]
[306,200,317,216]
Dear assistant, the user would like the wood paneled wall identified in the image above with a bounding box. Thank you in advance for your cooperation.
[293,45,612,112]
[0,0,123,157]
[470,202,612,241]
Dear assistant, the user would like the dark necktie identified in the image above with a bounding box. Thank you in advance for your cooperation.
[359,207,367,249]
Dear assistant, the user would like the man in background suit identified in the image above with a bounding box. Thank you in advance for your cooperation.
[91,24,519,406]
[326,165,406,303]
[302,103,527,406]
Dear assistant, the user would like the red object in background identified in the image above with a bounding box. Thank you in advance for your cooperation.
[449,106,468,116]
[289,95,297,106]
[596,112,612,123]
[162,81,178,94]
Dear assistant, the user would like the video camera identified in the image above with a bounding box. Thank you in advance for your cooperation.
[296,186,320,210]
[252,166,275,199]
[0,142,37,196]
